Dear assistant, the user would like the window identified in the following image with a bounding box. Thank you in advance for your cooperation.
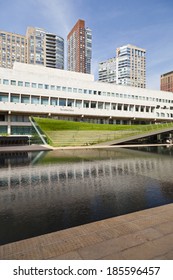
[105,103,110,110]
[44,84,49,90]
[73,88,77,93]
[59,98,66,106]
[11,80,16,86]
[50,96,57,105]
[62,87,66,91]
[68,87,72,92]
[84,101,89,108]
[84,89,87,94]
[78,88,83,93]
[0,93,8,102]
[98,102,103,109]
[3,79,9,85]
[32,83,37,88]
[111,103,116,110]
[11,94,20,103]
[31,96,40,104]
[67,99,74,107]
[91,101,96,108]
[124,105,128,111]
[76,100,82,108]
[18,81,23,86]
[41,97,49,105]
[25,82,30,87]
[38,84,43,89]
[21,95,30,103]
[51,85,55,90]
[117,104,122,110]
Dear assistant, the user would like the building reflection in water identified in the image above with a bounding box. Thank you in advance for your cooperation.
[0,147,173,245]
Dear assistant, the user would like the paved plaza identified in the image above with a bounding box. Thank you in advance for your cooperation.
[0,203,173,260]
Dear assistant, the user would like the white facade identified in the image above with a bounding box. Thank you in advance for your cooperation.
[0,62,173,135]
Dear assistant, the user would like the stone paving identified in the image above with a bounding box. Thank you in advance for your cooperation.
[0,203,173,260]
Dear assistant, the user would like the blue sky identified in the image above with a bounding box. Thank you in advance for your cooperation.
[0,0,173,90]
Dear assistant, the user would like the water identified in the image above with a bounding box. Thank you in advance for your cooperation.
[0,146,173,245]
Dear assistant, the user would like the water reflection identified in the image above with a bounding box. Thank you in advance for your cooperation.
[0,147,173,245]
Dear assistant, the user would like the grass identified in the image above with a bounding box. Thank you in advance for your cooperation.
[33,117,173,147]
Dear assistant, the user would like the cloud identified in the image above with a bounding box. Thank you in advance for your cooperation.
[33,0,77,37]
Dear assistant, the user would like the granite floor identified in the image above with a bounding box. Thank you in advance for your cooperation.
[0,203,173,260]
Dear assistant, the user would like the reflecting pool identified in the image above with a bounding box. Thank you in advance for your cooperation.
[0,146,173,245]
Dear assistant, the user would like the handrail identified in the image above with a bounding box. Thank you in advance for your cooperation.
[29,117,47,145]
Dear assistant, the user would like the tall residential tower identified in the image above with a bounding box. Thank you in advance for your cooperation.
[0,31,27,68]
[67,19,92,74]
[99,44,146,88]
[0,27,64,69]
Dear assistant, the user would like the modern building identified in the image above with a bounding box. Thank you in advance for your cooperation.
[0,31,27,68]
[67,19,92,74]
[1,62,173,135]
[116,44,146,88]
[98,57,116,83]
[26,27,64,69]
[160,71,173,92]
[0,27,64,69]
[98,44,146,88]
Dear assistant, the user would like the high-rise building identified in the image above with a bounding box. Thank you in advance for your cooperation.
[67,19,92,74]
[98,44,146,88]
[160,71,173,92]
[0,27,64,69]
[26,27,64,69]
[26,27,45,66]
[0,31,27,68]
[116,44,146,88]
[98,57,116,83]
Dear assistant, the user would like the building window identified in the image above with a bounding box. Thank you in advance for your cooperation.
[31,96,40,104]
[84,101,89,108]
[51,98,58,105]
[117,104,122,110]
[59,98,66,106]
[11,80,16,86]
[21,95,30,103]
[11,94,20,103]
[44,84,49,90]
[73,88,77,93]
[25,82,30,87]
[111,103,116,110]
[76,100,82,108]
[32,83,37,88]
[56,86,61,91]
[41,97,49,105]
[0,93,8,102]
[38,84,43,89]
[98,102,104,109]
[3,79,9,85]
[18,81,23,86]
[51,85,55,90]
[91,101,96,108]
[67,99,74,107]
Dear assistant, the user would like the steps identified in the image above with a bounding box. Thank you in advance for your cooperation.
[46,130,138,146]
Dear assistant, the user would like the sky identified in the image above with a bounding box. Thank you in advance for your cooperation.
[0,0,173,90]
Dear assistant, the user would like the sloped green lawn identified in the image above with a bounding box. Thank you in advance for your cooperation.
[33,117,173,147]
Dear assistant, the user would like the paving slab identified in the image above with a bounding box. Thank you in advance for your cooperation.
[0,203,173,260]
